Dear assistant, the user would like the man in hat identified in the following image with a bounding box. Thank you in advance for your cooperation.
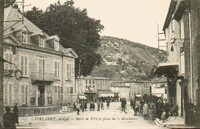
[13,103,19,125]
[3,106,16,129]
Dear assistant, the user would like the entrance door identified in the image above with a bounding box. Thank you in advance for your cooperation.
[38,85,45,106]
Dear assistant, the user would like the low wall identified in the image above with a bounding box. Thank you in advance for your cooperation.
[18,106,61,116]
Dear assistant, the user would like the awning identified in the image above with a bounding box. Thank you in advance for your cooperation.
[98,93,114,97]
[136,95,141,97]
[154,62,179,77]
[107,93,114,97]
[152,93,163,97]
[78,95,87,100]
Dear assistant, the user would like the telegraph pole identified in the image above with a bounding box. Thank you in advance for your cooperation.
[0,0,4,126]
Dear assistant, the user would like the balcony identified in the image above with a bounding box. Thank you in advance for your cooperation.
[31,72,55,84]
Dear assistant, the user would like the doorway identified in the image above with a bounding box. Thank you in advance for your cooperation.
[38,85,45,106]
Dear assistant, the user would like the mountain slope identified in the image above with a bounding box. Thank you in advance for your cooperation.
[91,36,167,81]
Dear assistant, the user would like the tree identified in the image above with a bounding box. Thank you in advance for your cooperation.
[25,0,104,76]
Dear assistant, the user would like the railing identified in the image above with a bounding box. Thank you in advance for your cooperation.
[31,72,55,82]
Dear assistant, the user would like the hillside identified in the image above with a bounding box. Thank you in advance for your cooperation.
[91,36,167,81]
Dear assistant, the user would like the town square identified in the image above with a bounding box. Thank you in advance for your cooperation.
[0,0,200,129]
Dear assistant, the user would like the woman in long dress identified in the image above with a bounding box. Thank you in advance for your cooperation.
[143,102,149,120]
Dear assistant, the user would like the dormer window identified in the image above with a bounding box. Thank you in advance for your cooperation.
[22,31,27,43]
[46,35,60,51]
[39,36,45,47]
[54,40,59,51]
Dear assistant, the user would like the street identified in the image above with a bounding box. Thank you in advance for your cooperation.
[19,102,167,129]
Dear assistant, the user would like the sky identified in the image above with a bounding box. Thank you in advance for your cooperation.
[23,0,171,48]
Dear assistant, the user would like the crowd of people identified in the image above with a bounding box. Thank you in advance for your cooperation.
[130,95,179,122]
[74,98,111,115]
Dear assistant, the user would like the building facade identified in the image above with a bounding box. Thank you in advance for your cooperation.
[75,76,113,102]
[110,81,130,100]
[3,7,78,110]
[157,0,200,126]
[111,81,150,101]
[151,76,168,99]
[130,81,151,99]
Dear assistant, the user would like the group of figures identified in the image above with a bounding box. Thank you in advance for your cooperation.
[2,103,19,129]
[130,96,179,122]
[74,99,111,115]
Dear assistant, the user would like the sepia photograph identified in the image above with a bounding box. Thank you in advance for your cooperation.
[0,0,200,129]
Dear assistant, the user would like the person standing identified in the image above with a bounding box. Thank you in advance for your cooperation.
[76,102,81,115]
[100,100,104,110]
[134,99,141,116]
[106,99,110,109]
[13,103,19,126]
[156,99,164,119]
[121,98,127,113]
[73,102,76,111]
[81,101,84,112]
[97,100,100,111]
[3,106,16,129]
[143,102,149,120]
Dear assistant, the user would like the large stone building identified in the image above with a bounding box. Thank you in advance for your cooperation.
[3,7,77,114]
[130,81,151,99]
[110,81,130,100]
[155,0,200,126]
[111,81,150,101]
[75,76,113,102]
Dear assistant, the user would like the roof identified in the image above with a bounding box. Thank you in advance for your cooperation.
[158,62,179,67]
[46,35,60,40]
[4,6,78,59]
[153,62,179,77]
[163,0,177,31]
[4,6,43,34]
[151,76,168,83]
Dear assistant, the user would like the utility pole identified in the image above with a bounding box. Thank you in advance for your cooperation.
[0,0,4,126]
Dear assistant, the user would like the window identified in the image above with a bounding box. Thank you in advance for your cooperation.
[4,52,13,70]
[70,86,73,94]
[58,86,60,101]
[54,85,58,102]
[66,86,70,101]
[20,55,29,77]
[38,58,45,74]
[20,85,27,105]
[22,31,27,43]
[39,37,45,47]
[180,20,184,39]
[66,63,72,80]
[54,61,60,79]
[54,85,63,103]
[47,97,52,104]
[171,45,174,52]
[54,86,57,93]
[4,84,13,105]
[30,97,36,105]
[60,87,63,102]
